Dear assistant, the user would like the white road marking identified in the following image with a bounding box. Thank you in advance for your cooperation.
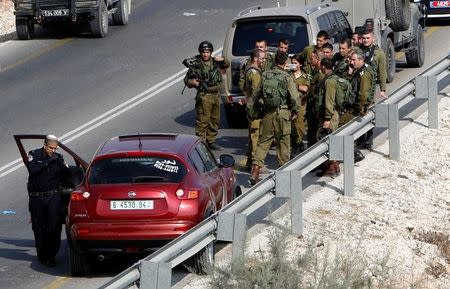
[0,48,223,178]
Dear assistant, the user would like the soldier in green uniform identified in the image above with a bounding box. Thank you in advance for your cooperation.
[249,51,300,185]
[290,53,311,156]
[360,30,387,99]
[300,30,329,75]
[321,43,334,60]
[332,38,353,79]
[349,51,377,156]
[315,58,341,177]
[242,49,266,169]
[184,41,230,150]
[305,48,325,147]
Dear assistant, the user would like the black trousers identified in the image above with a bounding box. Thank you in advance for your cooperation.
[28,194,63,261]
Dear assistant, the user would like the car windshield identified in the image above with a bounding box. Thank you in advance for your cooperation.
[232,18,309,56]
[89,156,187,184]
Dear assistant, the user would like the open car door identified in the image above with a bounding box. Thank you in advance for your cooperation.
[14,134,89,223]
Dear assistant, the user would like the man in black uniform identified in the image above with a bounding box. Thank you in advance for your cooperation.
[27,135,71,267]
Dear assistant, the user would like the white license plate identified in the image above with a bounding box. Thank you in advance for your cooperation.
[110,200,154,210]
[41,9,70,17]
[430,1,450,8]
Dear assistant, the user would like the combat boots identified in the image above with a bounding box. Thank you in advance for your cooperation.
[249,165,261,186]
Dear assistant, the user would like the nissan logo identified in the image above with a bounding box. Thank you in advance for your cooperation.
[128,191,136,198]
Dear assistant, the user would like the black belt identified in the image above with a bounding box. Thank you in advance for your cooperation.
[29,189,60,197]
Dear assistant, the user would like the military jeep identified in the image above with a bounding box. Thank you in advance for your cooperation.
[13,0,131,40]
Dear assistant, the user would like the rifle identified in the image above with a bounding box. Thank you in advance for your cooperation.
[181,57,210,94]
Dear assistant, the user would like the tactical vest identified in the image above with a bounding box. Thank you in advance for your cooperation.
[261,69,289,110]
[362,45,379,78]
[351,64,377,105]
[189,58,222,92]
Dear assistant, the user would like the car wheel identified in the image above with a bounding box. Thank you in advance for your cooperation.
[16,17,34,40]
[385,38,396,83]
[233,184,242,199]
[90,0,108,38]
[68,243,91,276]
[186,210,215,274]
[385,0,411,31]
[405,25,425,68]
[225,106,247,129]
[112,0,130,25]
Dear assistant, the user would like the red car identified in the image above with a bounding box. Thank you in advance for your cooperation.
[14,134,240,276]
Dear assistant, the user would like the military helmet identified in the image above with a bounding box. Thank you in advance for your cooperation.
[198,41,214,52]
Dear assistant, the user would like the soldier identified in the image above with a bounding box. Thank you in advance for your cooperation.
[305,48,325,147]
[26,135,71,267]
[332,38,353,79]
[321,43,334,60]
[290,53,311,156]
[249,51,300,185]
[243,49,266,169]
[315,58,341,177]
[360,29,387,99]
[349,51,377,154]
[300,30,330,75]
[184,41,230,150]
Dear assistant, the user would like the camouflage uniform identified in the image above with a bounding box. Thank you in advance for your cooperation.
[305,69,325,147]
[184,56,230,146]
[290,71,311,151]
[242,66,263,168]
[360,44,387,92]
[252,67,300,168]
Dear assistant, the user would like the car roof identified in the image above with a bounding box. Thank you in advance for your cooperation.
[95,133,198,158]
[234,5,334,21]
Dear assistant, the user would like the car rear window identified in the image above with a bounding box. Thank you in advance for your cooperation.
[89,157,187,184]
[232,18,309,56]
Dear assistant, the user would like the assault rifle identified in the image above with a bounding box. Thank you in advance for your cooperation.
[181,57,210,94]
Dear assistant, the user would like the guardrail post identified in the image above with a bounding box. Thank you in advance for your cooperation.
[217,212,247,260]
[415,76,439,129]
[275,171,303,236]
[375,104,400,161]
[140,261,171,289]
[329,135,354,197]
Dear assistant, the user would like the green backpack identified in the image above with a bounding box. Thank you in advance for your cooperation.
[316,74,355,112]
[261,69,288,110]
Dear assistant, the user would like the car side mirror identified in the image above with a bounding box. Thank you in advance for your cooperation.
[66,166,85,188]
[218,154,235,168]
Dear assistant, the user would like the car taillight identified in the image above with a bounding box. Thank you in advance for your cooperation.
[71,191,90,201]
[175,188,199,199]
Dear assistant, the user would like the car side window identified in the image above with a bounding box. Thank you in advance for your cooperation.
[189,148,206,174]
[196,143,218,172]
[317,14,332,32]
[333,11,352,40]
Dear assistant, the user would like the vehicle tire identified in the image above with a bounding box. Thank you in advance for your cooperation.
[68,243,91,276]
[90,0,108,38]
[233,184,242,199]
[185,210,215,274]
[112,0,130,25]
[385,38,396,83]
[405,25,425,68]
[385,0,411,31]
[225,107,247,129]
[16,17,34,40]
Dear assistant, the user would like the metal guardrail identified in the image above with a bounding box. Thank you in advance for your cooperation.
[99,53,450,289]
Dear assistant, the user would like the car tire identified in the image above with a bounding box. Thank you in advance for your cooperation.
[385,38,396,83]
[385,0,411,31]
[405,25,425,68]
[112,0,130,25]
[90,0,108,38]
[186,210,215,274]
[233,184,242,199]
[16,17,34,40]
[68,243,91,276]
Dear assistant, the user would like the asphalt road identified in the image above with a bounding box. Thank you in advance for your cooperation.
[0,0,449,288]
